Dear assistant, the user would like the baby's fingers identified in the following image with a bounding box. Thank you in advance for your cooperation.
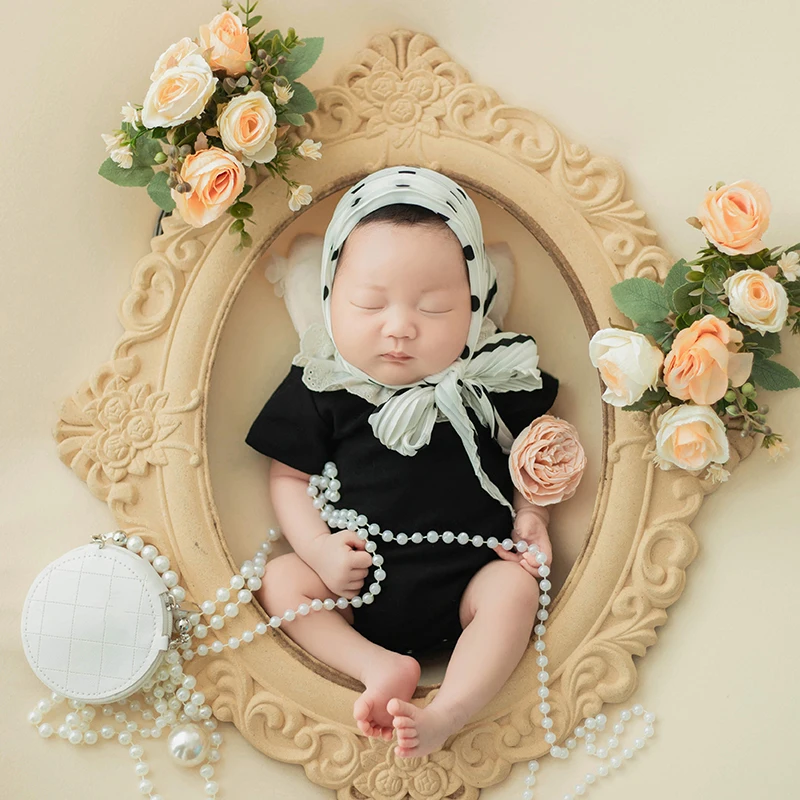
[493,544,522,563]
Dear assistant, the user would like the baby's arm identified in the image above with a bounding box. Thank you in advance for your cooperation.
[269,460,332,563]
[270,460,373,597]
[493,488,552,576]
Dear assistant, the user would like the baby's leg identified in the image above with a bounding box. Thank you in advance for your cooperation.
[388,559,538,757]
[256,553,420,738]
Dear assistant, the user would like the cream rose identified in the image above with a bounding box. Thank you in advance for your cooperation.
[723,268,789,333]
[150,37,201,81]
[172,146,245,227]
[654,404,729,472]
[662,315,753,404]
[697,179,771,256]
[142,54,217,128]
[509,415,587,506]
[218,92,278,166]
[198,10,251,76]
[589,329,664,407]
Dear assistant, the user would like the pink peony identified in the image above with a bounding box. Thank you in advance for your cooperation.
[509,415,587,506]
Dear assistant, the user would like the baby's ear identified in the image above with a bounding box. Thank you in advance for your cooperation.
[485,241,515,327]
[263,233,326,337]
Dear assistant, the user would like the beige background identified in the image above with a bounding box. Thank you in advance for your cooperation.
[2,1,798,798]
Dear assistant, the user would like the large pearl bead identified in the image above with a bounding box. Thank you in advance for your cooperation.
[167,723,210,767]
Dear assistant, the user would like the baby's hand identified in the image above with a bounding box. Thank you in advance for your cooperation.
[493,506,552,578]
[307,531,374,599]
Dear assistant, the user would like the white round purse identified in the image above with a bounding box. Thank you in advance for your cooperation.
[20,532,185,704]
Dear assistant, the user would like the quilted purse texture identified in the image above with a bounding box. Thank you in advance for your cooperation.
[21,543,173,704]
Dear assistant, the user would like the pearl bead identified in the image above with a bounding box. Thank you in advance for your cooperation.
[224,602,239,618]
[644,711,656,723]
[255,622,268,634]
[210,615,224,629]
[135,762,150,776]
[162,570,179,588]
[297,603,310,615]
[210,642,223,653]
[620,709,632,721]
[38,723,53,738]
[632,704,644,715]
[153,555,170,573]
[195,624,208,638]
[216,588,230,603]
[201,601,216,616]
[598,766,609,777]
[141,545,158,562]
[269,616,281,628]
[138,779,154,795]
[247,576,262,591]
[126,535,144,553]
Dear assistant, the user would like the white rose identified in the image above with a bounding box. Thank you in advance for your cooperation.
[655,404,729,472]
[218,92,278,167]
[150,37,202,81]
[142,54,217,129]
[588,329,664,407]
[777,250,800,281]
[723,268,789,333]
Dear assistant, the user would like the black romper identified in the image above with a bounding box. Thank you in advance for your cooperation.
[246,363,559,658]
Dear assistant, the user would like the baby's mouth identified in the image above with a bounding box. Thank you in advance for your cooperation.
[382,351,413,362]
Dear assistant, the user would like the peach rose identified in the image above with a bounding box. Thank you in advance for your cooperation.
[697,179,771,256]
[218,92,278,166]
[141,54,217,128]
[198,10,251,77]
[662,315,753,405]
[723,268,789,334]
[589,329,664,407]
[654,404,729,472]
[150,37,201,81]
[173,146,245,227]
[509,415,587,506]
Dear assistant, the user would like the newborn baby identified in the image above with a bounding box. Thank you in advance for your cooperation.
[245,166,559,758]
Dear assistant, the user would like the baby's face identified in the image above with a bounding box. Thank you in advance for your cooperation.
[330,222,473,385]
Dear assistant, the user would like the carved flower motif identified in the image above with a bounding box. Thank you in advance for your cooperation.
[74,376,199,483]
[355,742,460,800]
[356,57,449,146]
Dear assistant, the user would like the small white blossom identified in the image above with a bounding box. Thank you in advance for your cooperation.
[274,84,294,105]
[297,138,322,160]
[110,145,134,169]
[288,183,313,211]
[704,463,731,484]
[121,102,141,129]
[777,250,800,281]
[101,132,125,153]
[766,438,790,461]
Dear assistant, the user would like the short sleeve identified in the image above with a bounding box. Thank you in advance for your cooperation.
[488,369,560,438]
[245,365,333,475]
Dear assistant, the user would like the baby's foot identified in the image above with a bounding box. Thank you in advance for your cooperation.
[353,653,420,740]
[387,698,464,758]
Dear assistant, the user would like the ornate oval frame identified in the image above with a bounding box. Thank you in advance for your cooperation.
[54,29,752,800]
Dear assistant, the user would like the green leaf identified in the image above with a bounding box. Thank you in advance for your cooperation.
[621,387,669,412]
[750,356,800,391]
[743,330,782,357]
[247,14,262,27]
[282,81,317,114]
[610,278,670,323]
[671,282,696,315]
[686,270,706,283]
[132,135,164,167]
[281,36,324,81]
[281,112,306,126]
[634,321,672,341]
[664,258,690,312]
[710,302,729,319]
[98,157,153,187]
[146,171,175,212]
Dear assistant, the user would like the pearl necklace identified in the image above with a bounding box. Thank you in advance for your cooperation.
[27,460,656,800]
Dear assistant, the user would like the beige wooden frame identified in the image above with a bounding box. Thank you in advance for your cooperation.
[54,29,752,800]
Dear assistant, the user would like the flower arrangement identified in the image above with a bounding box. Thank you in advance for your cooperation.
[99,1,323,251]
[590,179,800,481]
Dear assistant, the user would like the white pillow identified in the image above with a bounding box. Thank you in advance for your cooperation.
[263,233,515,337]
